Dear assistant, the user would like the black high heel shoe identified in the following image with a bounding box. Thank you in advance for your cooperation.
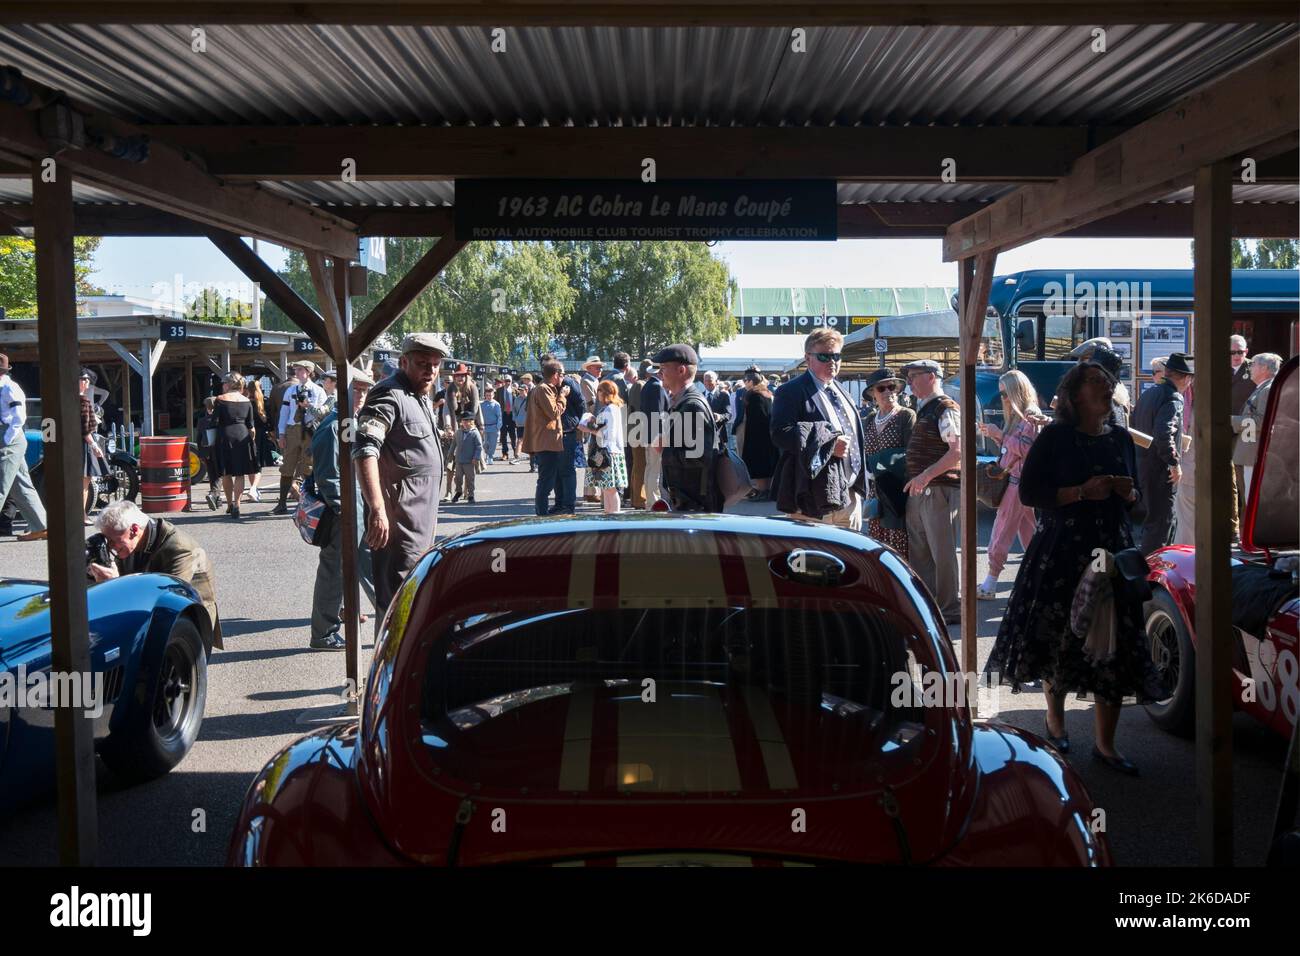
[1091,746,1139,776]
[1044,717,1070,754]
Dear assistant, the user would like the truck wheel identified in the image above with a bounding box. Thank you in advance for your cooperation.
[101,617,207,782]
[1143,588,1195,736]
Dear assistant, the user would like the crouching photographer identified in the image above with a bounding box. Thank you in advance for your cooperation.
[87,500,222,648]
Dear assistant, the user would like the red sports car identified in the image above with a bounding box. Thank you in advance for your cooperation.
[230,515,1109,866]
[1144,356,1299,738]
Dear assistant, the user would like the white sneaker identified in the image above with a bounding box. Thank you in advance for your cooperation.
[249,485,261,502]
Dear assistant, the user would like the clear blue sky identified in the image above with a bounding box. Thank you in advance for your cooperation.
[89,235,1194,299]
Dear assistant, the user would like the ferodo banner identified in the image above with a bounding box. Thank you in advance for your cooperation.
[455,179,838,241]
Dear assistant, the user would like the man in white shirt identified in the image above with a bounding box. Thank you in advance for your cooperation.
[271,360,327,515]
[899,359,962,623]
[0,353,49,541]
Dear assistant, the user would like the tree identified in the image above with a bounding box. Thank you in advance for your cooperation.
[262,239,575,363]
[1232,239,1298,269]
[555,241,734,359]
[0,235,103,316]
[184,284,253,325]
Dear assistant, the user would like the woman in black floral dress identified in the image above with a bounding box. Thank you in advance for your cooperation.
[984,356,1164,775]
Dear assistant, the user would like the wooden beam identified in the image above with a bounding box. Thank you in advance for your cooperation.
[1192,160,1234,867]
[957,252,994,680]
[151,126,1103,183]
[208,231,331,348]
[32,160,97,866]
[944,42,1300,260]
[0,97,357,259]
[348,235,466,361]
[306,251,348,359]
[106,339,144,375]
[12,2,1299,26]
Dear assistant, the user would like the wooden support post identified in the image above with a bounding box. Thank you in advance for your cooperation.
[1193,160,1234,866]
[332,262,362,718]
[33,160,97,865]
[957,255,995,678]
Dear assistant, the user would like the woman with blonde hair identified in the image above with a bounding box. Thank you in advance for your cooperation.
[577,378,627,514]
[213,371,257,518]
[976,369,1043,598]
[243,378,275,501]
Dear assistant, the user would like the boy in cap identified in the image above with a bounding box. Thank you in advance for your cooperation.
[452,411,482,503]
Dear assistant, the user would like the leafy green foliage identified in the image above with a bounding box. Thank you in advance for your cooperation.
[0,236,103,316]
[1231,239,1298,269]
[260,238,734,365]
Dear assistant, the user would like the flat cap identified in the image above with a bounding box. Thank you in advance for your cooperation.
[321,367,338,380]
[349,367,376,386]
[290,359,315,370]
[899,359,943,376]
[650,343,699,366]
[638,358,659,375]
[401,332,450,356]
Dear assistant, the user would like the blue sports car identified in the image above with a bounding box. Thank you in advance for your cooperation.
[0,571,213,812]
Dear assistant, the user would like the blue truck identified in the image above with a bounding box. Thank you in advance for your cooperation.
[951,268,1299,466]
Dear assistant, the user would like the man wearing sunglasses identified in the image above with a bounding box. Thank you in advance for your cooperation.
[899,358,962,624]
[770,329,867,530]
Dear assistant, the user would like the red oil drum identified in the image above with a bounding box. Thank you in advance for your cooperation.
[139,436,190,513]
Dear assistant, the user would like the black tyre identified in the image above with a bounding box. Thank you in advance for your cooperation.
[1143,587,1195,736]
[101,616,207,782]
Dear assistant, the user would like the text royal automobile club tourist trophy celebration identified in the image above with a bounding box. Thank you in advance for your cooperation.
[0,0,1298,939]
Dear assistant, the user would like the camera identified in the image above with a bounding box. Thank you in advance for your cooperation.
[85,532,113,573]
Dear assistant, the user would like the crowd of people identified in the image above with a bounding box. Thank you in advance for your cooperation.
[1,324,1285,766]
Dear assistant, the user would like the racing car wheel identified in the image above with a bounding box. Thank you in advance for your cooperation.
[100,616,208,782]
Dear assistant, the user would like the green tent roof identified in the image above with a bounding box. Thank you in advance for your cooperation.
[738,287,955,317]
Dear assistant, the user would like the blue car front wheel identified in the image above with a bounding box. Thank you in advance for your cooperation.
[101,617,207,782]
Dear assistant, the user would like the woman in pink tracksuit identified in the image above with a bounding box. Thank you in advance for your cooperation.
[977,370,1044,599]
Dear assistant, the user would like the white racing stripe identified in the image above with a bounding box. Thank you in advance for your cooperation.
[617,684,742,793]
[558,683,594,791]
[741,687,799,791]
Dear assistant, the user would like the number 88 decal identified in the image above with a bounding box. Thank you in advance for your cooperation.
[1254,638,1299,725]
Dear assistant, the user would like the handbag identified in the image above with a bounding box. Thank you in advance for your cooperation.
[715,447,754,508]
[293,475,332,546]
[976,462,1009,509]
[586,438,610,471]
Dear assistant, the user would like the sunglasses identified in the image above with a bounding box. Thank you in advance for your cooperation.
[1230,349,1246,356]
[811,352,842,364]
[874,384,896,393]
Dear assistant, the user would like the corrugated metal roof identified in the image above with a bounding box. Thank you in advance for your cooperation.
[0,23,1293,127]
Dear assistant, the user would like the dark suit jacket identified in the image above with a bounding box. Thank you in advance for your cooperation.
[1231,362,1255,415]
[770,370,868,514]
[639,377,669,416]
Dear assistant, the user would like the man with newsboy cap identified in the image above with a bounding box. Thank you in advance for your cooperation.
[352,333,448,615]
[309,364,378,650]
[898,357,962,624]
[271,358,327,515]
[652,343,722,512]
